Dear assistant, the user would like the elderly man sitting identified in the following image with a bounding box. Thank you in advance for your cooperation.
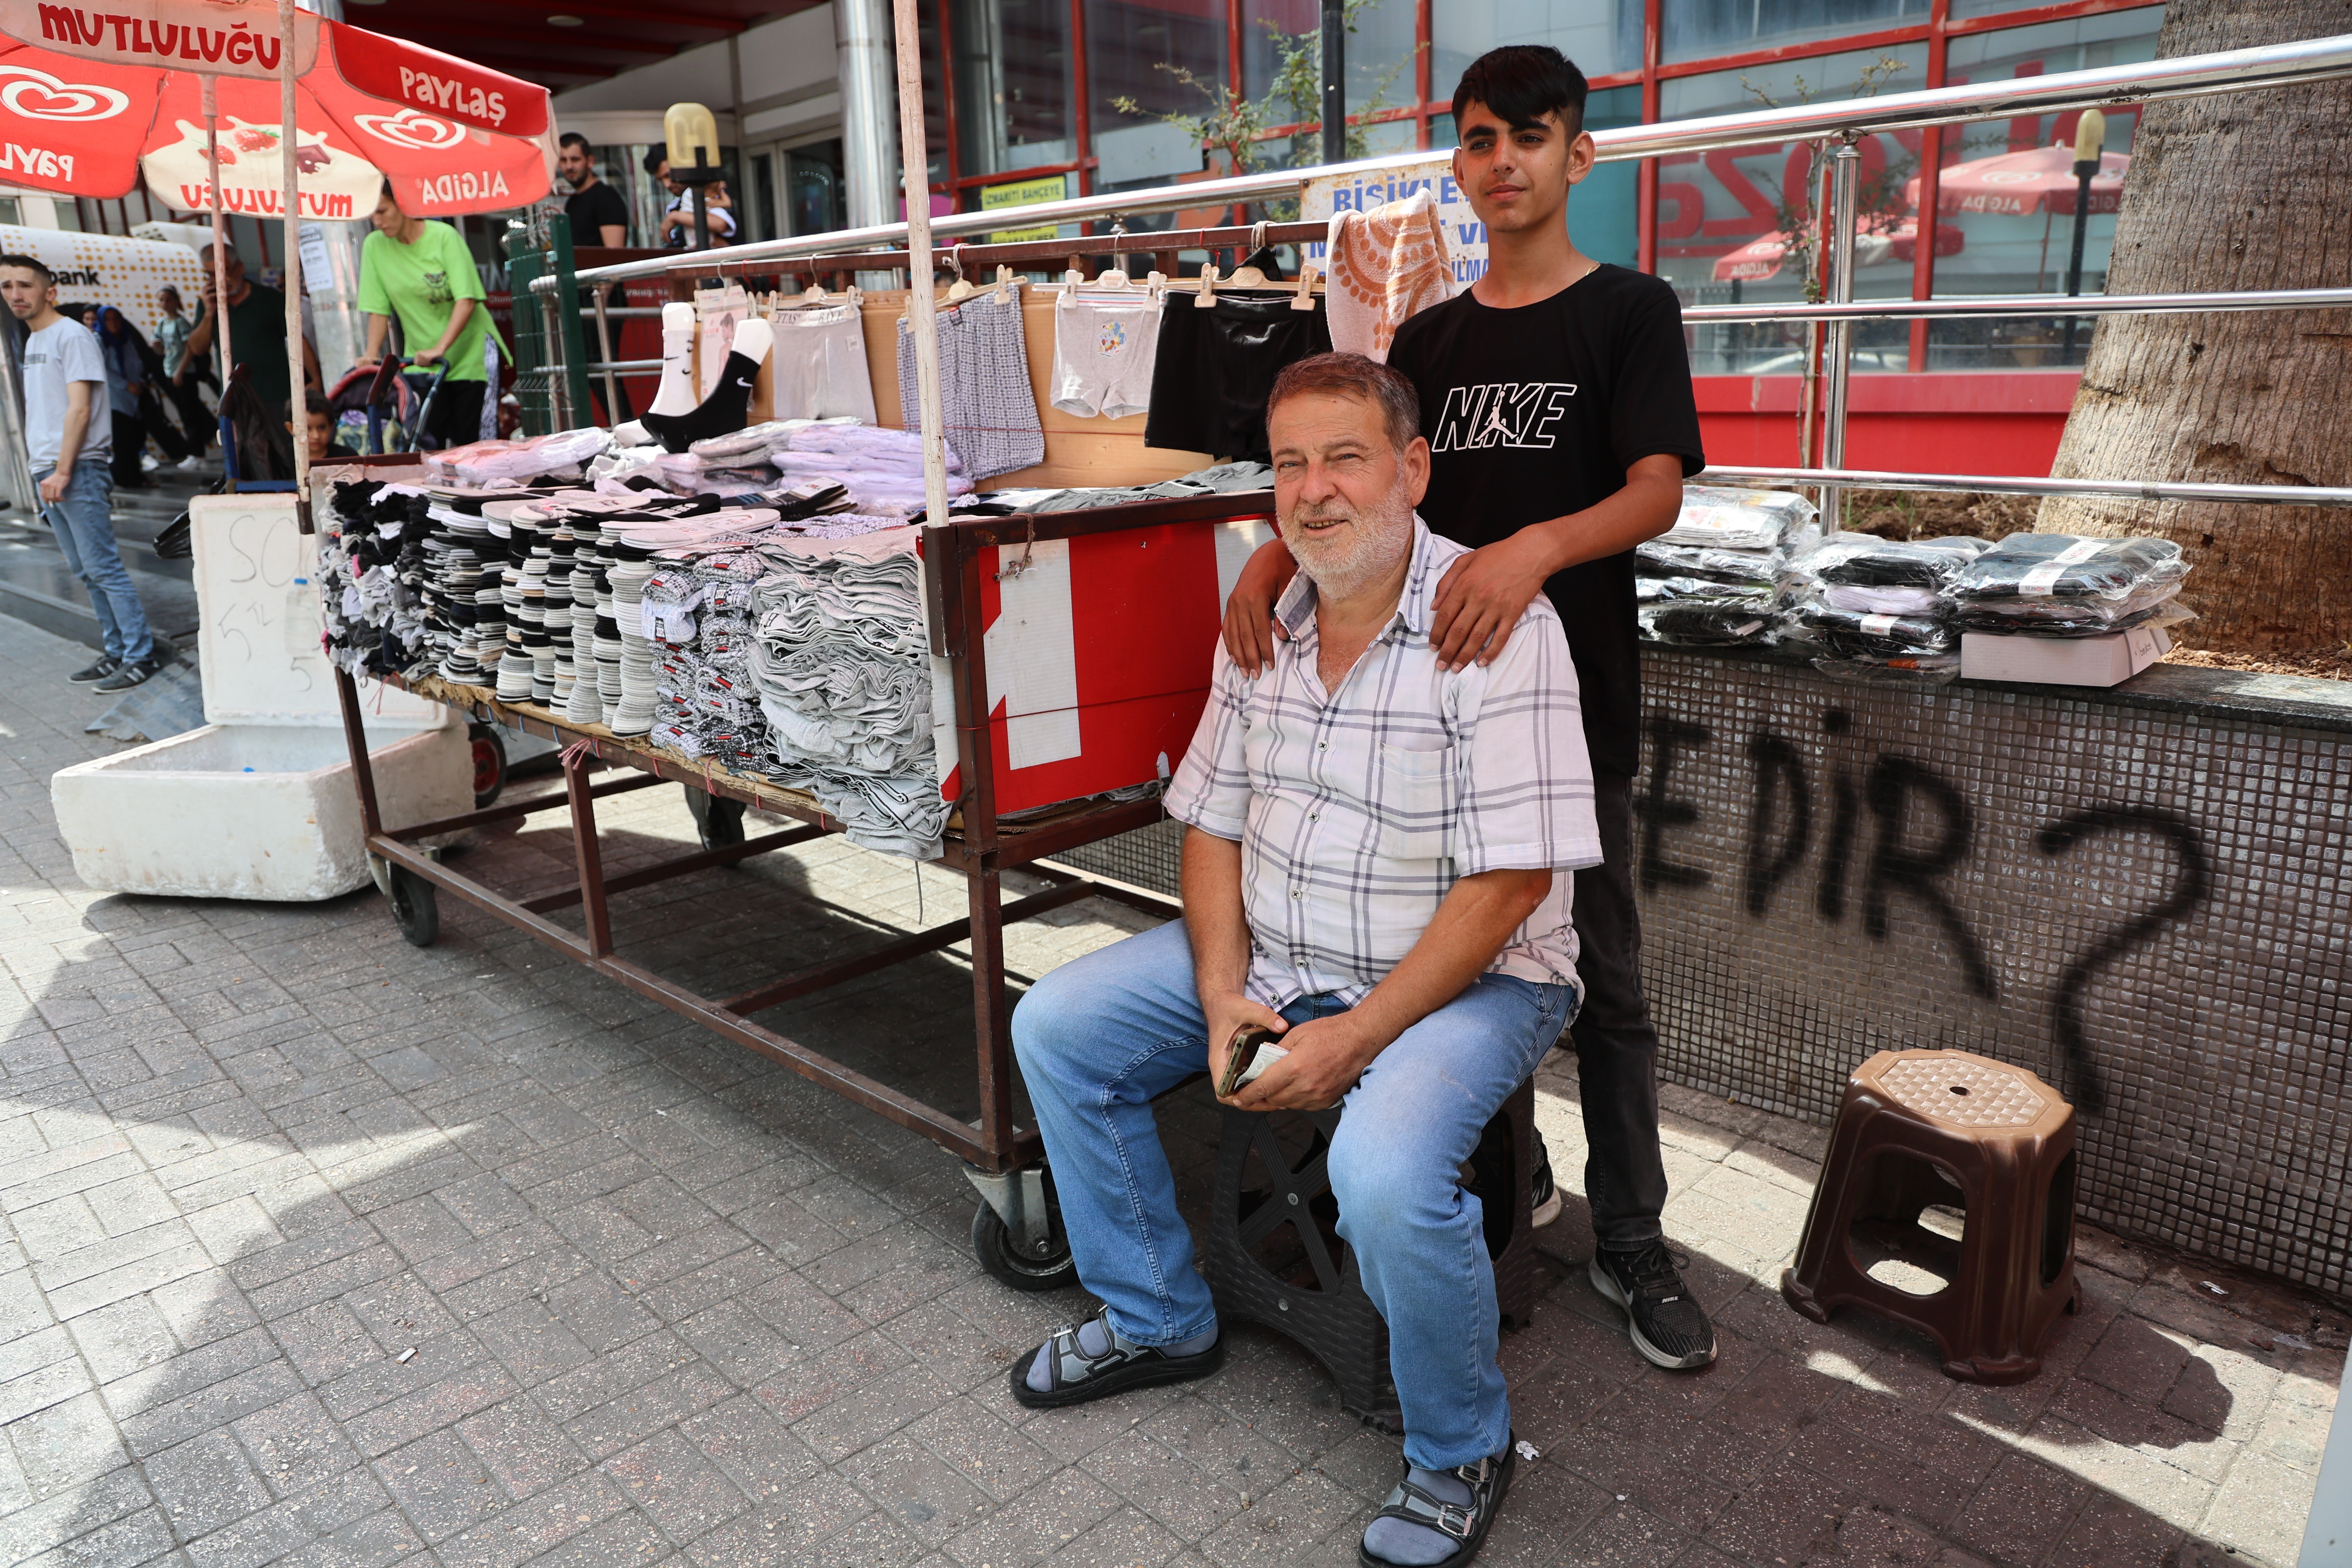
[1009,352,1600,1568]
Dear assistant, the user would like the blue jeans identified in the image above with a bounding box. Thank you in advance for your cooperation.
[1013,918,1573,1470]
[36,463,151,663]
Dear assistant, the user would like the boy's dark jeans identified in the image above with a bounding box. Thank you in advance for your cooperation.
[1567,771,1671,1250]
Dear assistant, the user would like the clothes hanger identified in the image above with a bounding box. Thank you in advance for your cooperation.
[1227,222,1274,288]
[942,247,977,305]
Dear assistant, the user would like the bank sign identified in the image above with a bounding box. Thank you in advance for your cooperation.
[1300,159,1488,286]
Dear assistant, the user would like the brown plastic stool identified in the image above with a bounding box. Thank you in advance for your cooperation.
[1202,1077,1538,1431]
[1782,1049,2079,1385]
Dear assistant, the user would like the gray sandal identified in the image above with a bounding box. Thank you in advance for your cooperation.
[1010,1307,1225,1410]
[1358,1441,1516,1568]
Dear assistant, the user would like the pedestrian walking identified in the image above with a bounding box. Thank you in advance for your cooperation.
[1,254,163,692]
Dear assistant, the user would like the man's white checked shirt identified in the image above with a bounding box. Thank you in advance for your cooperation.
[1166,517,1602,1009]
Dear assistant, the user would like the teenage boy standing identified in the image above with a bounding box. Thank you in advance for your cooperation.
[1,255,163,692]
[1222,44,1715,1372]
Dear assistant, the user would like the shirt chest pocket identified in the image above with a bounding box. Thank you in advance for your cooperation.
[1372,742,1457,860]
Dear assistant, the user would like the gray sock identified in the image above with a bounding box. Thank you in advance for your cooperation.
[1025,1317,1218,1393]
[1361,1465,1473,1566]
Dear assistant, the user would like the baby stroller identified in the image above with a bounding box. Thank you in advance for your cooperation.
[325,357,452,455]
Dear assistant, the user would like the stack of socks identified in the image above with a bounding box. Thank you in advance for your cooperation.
[748,529,950,858]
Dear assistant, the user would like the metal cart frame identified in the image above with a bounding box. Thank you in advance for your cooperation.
[333,490,1259,1278]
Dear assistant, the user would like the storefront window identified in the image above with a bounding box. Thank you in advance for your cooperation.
[1661,0,1930,65]
[1577,85,1642,270]
[1088,0,1230,191]
[787,140,847,236]
[1434,0,1641,103]
[1924,9,2160,367]
[1241,0,1420,132]
[954,0,1078,177]
[1658,45,1926,372]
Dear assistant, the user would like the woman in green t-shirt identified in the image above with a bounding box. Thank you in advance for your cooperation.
[354,183,499,449]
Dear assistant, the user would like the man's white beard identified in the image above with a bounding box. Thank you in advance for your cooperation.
[1284,479,1415,602]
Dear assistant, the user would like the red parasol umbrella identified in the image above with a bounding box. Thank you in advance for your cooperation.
[0,0,550,493]
[1906,143,2130,218]
[1711,219,1960,284]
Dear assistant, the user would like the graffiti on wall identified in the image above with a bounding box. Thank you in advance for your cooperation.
[1633,706,2213,1114]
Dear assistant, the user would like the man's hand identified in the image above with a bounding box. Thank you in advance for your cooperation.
[38,467,67,504]
[1218,538,1298,677]
[1429,528,1558,670]
[1204,989,1287,1103]
[1229,1011,1379,1111]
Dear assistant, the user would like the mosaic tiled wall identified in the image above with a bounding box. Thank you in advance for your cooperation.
[1051,652,2352,1297]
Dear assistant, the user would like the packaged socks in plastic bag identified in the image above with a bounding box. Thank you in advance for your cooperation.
[1944,534,2190,634]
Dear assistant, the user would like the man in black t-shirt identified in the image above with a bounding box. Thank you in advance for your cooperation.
[560,133,630,247]
[1224,45,1715,1383]
[559,132,632,422]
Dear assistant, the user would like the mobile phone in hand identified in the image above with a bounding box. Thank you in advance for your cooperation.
[1216,1024,1287,1098]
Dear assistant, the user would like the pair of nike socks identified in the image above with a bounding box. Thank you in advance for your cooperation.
[642,318,775,453]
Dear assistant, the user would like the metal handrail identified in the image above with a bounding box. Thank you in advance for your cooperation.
[1702,466,2352,507]
[544,31,2352,294]
[1683,285,2352,325]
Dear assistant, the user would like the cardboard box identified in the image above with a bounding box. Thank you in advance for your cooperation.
[1961,625,2171,687]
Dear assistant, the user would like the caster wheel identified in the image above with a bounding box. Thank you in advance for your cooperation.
[684,785,745,851]
[972,1190,1077,1293]
[468,722,507,809]
[387,865,440,947]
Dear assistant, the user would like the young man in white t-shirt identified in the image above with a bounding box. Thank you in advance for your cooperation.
[1,254,161,690]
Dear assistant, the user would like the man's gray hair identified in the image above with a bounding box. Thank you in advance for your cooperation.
[1265,351,1421,453]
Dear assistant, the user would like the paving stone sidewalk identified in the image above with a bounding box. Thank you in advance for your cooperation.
[0,611,2341,1568]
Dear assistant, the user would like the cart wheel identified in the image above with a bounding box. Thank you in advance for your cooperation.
[684,785,746,851]
[468,722,508,809]
[387,866,440,947]
[972,1192,1077,1293]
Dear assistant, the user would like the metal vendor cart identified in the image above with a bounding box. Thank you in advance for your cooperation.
[333,489,1267,1291]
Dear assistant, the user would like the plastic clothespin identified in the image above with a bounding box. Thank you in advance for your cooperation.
[1291,260,1318,312]
[993,264,1015,304]
[1194,261,1219,309]
[1062,266,1086,287]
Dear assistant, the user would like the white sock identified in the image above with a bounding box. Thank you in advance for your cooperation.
[649,301,698,417]
[730,316,773,367]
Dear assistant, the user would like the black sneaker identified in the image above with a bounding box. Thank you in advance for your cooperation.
[1530,1133,1561,1229]
[1590,1241,1718,1370]
[68,656,120,684]
[93,656,166,693]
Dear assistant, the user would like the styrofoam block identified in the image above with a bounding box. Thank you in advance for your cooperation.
[51,715,470,901]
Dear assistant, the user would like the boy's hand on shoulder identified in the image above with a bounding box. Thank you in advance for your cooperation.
[1430,530,1554,670]
[1219,537,1298,677]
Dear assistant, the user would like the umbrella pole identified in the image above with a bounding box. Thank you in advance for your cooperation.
[889,0,950,530]
[204,78,233,487]
[279,0,307,523]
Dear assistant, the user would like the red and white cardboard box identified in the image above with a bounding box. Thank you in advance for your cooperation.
[929,514,1277,815]
[1960,624,2171,688]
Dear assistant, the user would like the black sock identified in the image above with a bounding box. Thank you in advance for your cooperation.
[640,351,760,454]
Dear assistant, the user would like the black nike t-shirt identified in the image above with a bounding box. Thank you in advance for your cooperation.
[1386,265,1704,777]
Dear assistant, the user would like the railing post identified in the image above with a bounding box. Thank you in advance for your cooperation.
[1820,136,1862,535]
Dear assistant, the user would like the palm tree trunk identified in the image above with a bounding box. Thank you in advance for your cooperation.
[2034,0,2352,653]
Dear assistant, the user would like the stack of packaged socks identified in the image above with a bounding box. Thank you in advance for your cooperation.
[1941,534,2192,637]
[318,480,432,679]
[749,529,949,858]
[643,541,785,770]
[1777,534,1994,683]
[1636,486,1819,646]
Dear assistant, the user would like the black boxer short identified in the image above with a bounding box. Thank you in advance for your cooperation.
[1143,291,1332,463]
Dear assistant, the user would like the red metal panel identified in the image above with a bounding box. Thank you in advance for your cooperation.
[1696,370,2079,475]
